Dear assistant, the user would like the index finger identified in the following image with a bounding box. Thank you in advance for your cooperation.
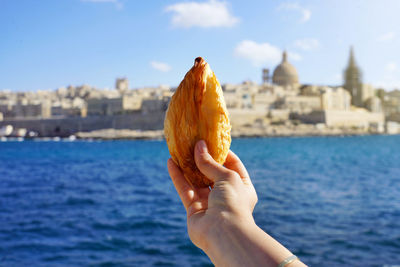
[167,158,195,210]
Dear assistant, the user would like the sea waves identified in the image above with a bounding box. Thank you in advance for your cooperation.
[0,136,399,266]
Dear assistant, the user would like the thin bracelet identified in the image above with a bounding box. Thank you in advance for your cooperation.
[278,255,298,267]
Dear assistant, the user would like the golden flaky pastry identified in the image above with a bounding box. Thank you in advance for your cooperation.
[164,57,231,188]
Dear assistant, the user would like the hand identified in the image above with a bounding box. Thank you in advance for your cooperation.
[167,140,258,250]
[168,140,307,267]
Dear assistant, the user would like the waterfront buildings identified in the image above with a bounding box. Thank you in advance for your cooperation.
[222,49,385,132]
[0,48,399,137]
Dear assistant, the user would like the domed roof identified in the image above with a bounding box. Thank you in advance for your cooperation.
[272,51,299,86]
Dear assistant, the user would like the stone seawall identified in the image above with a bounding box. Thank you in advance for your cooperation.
[0,112,166,137]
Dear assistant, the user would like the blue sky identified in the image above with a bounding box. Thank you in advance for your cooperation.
[1,0,400,91]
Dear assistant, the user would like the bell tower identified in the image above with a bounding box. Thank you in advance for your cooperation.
[343,46,362,106]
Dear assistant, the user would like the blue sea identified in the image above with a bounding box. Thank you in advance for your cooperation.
[0,136,399,266]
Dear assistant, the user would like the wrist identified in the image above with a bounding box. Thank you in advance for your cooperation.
[202,212,258,265]
[200,212,296,267]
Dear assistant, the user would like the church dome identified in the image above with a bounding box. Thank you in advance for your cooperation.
[272,51,299,87]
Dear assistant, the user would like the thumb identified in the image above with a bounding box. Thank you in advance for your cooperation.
[194,140,234,182]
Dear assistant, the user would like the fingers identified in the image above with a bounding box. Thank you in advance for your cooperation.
[224,150,250,180]
[194,140,235,182]
[167,158,195,210]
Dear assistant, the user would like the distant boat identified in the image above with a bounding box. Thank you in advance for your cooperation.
[68,135,77,141]
[0,125,13,137]
[16,128,27,137]
[27,131,38,138]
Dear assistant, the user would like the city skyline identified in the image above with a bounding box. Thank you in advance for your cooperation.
[1,0,400,91]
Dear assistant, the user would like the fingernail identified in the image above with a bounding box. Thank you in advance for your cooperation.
[197,140,208,153]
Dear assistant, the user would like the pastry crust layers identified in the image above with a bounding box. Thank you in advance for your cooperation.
[164,57,231,188]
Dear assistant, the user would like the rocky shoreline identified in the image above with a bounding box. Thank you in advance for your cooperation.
[231,124,371,137]
[74,124,385,140]
[76,129,165,140]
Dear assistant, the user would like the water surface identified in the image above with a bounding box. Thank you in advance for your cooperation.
[0,136,399,266]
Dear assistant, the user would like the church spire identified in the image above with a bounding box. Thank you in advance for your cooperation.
[343,46,363,106]
[348,46,356,67]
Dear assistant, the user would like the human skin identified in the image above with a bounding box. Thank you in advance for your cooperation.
[167,140,307,267]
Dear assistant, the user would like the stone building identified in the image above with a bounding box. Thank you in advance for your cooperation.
[324,109,384,129]
[116,78,129,93]
[222,81,259,109]
[279,95,321,112]
[381,89,400,122]
[10,99,52,118]
[87,96,142,116]
[223,89,242,109]
[252,91,277,110]
[141,94,172,114]
[51,98,87,117]
[342,48,383,113]
[343,47,363,106]
[365,96,382,113]
[358,84,375,107]
[272,51,299,89]
[300,85,322,96]
[321,87,351,111]
[0,100,14,118]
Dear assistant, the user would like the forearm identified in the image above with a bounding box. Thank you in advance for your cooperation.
[203,216,306,267]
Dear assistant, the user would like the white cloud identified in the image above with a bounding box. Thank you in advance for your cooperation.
[165,0,239,28]
[293,38,320,51]
[234,40,301,66]
[278,3,311,23]
[150,61,172,72]
[377,32,396,42]
[234,40,281,66]
[81,0,123,9]
[288,52,302,61]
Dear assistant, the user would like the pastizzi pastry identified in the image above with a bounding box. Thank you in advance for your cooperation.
[164,57,231,188]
